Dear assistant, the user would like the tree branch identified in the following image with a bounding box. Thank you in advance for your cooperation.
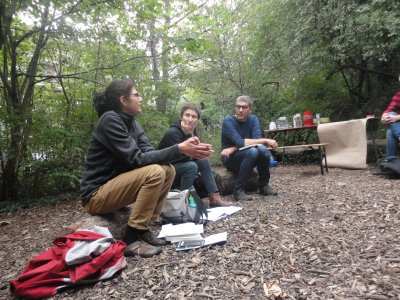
[18,48,173,82]
[339,63,396,79]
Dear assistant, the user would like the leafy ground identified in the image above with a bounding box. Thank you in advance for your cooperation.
[0,164,399,300]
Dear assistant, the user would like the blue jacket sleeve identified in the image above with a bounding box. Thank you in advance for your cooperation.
[221,117,245,148]
[251,116,262,139]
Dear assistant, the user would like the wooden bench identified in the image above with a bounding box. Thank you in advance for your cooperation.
[272,143,329,175]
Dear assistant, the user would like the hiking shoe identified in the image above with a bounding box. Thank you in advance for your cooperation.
[124,241,161,258]
[233,188,253,201]
[209,192,234,207]
[139,230,167,246]
[259,185,278,196]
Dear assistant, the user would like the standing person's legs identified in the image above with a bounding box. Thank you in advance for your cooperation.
[172,161,198,190]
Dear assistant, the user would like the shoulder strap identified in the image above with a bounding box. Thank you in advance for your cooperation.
[189,187,208,224]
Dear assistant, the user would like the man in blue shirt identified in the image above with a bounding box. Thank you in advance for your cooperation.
[221,96,278,201]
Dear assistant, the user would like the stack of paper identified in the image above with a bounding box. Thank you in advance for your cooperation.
[206,206,242,221]
[157,223,204,243]
[176,232,228,251]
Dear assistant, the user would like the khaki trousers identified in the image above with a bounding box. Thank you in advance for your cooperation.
[83,164,175,230]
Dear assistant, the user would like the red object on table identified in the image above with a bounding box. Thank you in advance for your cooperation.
[303,111,314,126]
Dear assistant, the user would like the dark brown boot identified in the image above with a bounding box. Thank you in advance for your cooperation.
[209,192,233,208]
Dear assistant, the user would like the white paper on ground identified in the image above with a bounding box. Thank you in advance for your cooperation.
[175,232,227,251]
[203,232,227,245]
[206,206,242,221]
[167,233,203,243]
[157,222,204,239]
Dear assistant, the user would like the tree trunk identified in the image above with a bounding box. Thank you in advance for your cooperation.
[0,4,49,202]
[149,18,162,111]
[159,0,171,112]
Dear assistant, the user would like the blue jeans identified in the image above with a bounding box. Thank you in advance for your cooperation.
[386,129,398,157]
[222,145,270,190]
[172,159,218,194]
[386,112,400,157]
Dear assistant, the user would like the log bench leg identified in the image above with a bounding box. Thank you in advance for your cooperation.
[318,145,329,175]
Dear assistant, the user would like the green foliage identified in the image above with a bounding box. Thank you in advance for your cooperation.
[1,0,399,205]
[138,105,171,146]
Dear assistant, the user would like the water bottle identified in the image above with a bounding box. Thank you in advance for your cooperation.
[188,194,197,208]
[315,113,321,125]
[293,113,302,128]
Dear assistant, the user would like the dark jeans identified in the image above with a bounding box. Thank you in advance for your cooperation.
[172,159,218,194]
[223,145,270,190]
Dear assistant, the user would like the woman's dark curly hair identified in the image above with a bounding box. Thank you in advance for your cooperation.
[93,80,136,117]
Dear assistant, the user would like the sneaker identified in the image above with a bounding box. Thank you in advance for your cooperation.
[124,241,161,258]
[259,185,278,196]
[139,230,167,246]
[233,187,253,201]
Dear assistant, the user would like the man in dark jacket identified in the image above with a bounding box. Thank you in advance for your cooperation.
[80,80,213,258]
[158,103,232,207]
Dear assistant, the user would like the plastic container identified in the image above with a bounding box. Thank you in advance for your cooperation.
[315,113,321,125]
[303,111,314,126]
[293,113,302,128]
[277,116,289,129]
[188,195,197,208]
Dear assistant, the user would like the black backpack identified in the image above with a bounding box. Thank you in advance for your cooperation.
[379,156,400,176]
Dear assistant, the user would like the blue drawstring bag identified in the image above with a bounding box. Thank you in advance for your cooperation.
[270,152,278,167]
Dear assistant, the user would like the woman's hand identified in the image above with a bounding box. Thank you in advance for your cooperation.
[178,137,213,159]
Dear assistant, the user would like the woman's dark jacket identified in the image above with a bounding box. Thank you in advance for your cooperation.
[80,111,181,205]
[157,121,198,164]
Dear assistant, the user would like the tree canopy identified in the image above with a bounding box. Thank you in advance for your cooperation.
[0,0,399,202]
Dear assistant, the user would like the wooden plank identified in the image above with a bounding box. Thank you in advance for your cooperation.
[276,143,329,150]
